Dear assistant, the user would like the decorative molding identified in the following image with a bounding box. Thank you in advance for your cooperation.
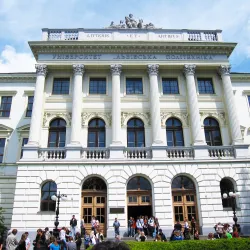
[110,64,122,75]
[73,64,85,75]
[147,64,159,76]
[0,124,13,139]
[218,65,231,76]
[183,64,196,76]
[0,91,17,96]
[35,64,48,76]
[200,111,226,126]
[16,124,30,141]
[0,73,36,82]
[81,112,112,127]
[240,125,246,139]
[121,112,151,127]
[160,111,189,127]
[43,112,72,127]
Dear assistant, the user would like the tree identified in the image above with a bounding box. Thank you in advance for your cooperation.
[0,207,6,236]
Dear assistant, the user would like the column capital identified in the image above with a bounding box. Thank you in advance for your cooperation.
[218,65,231,76]
[35,64,48,76]
[73,64,85,75]
[110,64,122,75]
[183,64,196,76]
[147,64,159,76]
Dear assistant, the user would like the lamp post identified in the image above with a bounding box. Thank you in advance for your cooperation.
[51,191,67,238]
[222,191,240,227]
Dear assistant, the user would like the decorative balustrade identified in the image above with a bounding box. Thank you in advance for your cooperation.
[39,148,66,160]
[48,30,79,41]
[208,146,235,158]
[81,148,109,159]
[124,147,152,159]
[166,147,194,159]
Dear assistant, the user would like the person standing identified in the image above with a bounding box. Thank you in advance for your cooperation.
[49,237,60,250]
[127,217,133,237]
[113,218,120,236]
[66,236,77,250]
[75,233,82,250]
[59,227,67,250]
[191,216,196,235]
[16,233,27,250]
[80,216,86,237]
[91,216,97,235]
[6,229,18,250]
[24,232,30,250]
[70,215,77,239]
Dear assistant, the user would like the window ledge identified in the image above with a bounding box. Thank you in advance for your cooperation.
[46,95,72,103]
[37,211,56,215]
[223,207,241,211]
[160,95,186,102]
[0,91,17,96]
[197,95,222,102]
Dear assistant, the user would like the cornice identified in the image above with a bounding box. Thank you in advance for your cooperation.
[29,41,236,60]
[0,73,36,82]
[231,73,250,81]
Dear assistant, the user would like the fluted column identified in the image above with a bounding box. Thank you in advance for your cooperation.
[28,64,48,146]
[184,64,206,145]
[110,64,122,146]
[218,65,242,144]
[70,64,84,145]
[147,64,163,145]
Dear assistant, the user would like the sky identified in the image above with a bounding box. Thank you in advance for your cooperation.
[0,0,250,73]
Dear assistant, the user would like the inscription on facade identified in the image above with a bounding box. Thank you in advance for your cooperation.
[39,53,227,61]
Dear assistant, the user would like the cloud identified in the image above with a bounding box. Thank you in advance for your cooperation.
[0,45,35,73]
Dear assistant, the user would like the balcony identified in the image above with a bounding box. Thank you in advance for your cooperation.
[21,145,249,162]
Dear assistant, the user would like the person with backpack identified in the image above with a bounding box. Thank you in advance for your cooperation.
[6,229,18,250]
[113,218,120,236]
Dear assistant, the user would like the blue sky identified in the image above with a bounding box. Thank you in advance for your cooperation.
[0,0,250,73]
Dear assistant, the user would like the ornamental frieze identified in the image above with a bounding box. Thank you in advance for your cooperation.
[199,111,226,126]
[121,112,151,127]
[43,112,72,127]
[81,112,112,127]
[160,111,189,127]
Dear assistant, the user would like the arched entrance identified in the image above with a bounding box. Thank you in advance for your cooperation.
[172,176,199,229]
[127,176,152,219]
[81,177,107,234]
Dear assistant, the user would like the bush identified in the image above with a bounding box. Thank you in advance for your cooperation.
[125,239,250,250]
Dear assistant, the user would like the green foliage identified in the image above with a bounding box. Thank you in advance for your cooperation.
[125,239,250,250]
[0,207,6,235]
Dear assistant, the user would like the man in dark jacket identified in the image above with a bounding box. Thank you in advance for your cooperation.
[70,215,77,239]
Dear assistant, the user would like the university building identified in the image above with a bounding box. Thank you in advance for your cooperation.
[1,16,250,237]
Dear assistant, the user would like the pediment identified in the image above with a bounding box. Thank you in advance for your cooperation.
[0,124,13,132]
[17,124,30,132]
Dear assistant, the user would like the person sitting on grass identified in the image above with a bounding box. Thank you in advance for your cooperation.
[158,229,167,242]
[172,231,183,241]
[139,232,147,242]
[207,233,215,240]
[134,230,141,241]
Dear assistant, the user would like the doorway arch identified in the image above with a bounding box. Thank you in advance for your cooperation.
[81,177,107,235]
[127,176,152,220]
[171,175,199,229]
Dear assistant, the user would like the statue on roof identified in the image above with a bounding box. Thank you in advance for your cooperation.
[106,14,159,29]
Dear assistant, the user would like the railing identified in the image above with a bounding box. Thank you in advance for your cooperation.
[42,28,222,42]
[125,147,152,159]
[81,148,109,159]
[208,146,235,158]
[39,148,66,160]
[166,147,194,159]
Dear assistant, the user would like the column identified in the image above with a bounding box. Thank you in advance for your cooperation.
[70,64,84,145]
[147,64,163,145]
[28,64,48,146]
[218,65,243,144]
[183,64,206,145]
[110,64,122,146]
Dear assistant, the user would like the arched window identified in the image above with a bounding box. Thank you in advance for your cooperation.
[127,176,151,191]
[127,118,145,147]
[88,118,105,147]
[172,176,195,190]
[204,118,222,146]
[220,178,235,208]
[48,118,66,147]
[166,118,184,146]
[82,177,107,190]
[41,181,57,211]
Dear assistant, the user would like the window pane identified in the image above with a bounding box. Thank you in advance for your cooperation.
[167,131,174,146]
[198,78,214,94]
[126,78,143,94]
[0,96,12,117]
[0,138,6,163]
[26,96,34,117]
[127,132,135,147]
[162,78,179,94]
[89,78,106,94]
[52,78,70,95]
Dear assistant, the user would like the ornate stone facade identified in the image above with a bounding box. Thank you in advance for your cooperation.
[73,64,85,75]
[183,64,196,75]
[35,64,47,76]
[200,111,227,126]
[160,111,189,127]
[110,64,122,75]
[147,64,159,75]
[121,112,151,127]
[81,112,112,127]
[43,112,72,127]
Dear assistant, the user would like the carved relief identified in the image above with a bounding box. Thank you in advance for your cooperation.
[81,112,112,127]
[183,64,196,76]
[73,64,85,75]
[200,112,226,126]
[147,64,159,75]
[110,64,122,75]
[160,112,189,127]
[35,64,48,76]
[121,112,151,127]
[43,112,72,127]
[218,65,231,76]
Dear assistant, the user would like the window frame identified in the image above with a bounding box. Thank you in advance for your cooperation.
[197,78,215,94]
[40,181,57,212]
[162,78,179,95]
[127,118,145,147]
[204,117,222,146]
[25,96,34,117]
[220,178,237,209]
[52,77,70,95]
[48,119,66,148]
[0,138,6,163]
[0,96,13,118]
[166,118,184,146]
[89,77,107,95]
[87,118,106,148]
[125,77,144,95]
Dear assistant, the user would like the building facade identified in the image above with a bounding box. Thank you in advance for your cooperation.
[1,17,250,238]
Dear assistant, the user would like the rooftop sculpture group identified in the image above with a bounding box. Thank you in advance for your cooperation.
[106,14,158,29]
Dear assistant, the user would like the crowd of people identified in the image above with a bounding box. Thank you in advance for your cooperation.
[208,222,241,239]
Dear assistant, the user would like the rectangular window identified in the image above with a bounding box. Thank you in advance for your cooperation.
[162,78,179,94]
[248,96,250,106]
[141,196,150,203]
[0,96,12,117]
[197,78,214,94]
[84,197,93,204]
[89,78,106,94]
[52,78,70,95]
[126,78,143,94]
[20,138,28,159]
[128,196,137,203]
[0,138,6,163]
[26,96,34,117]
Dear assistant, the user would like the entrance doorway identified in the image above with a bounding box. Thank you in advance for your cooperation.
[81,177,107,235]
[127,176,152,220]
[172,176,199,230]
